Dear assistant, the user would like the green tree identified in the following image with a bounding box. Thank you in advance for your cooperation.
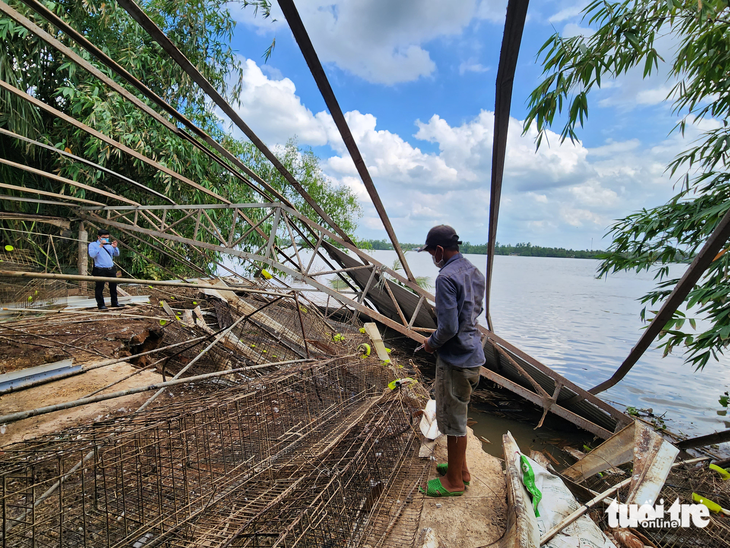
[227,138,361,240]
[0,0,360,279]
[524,0,730,369]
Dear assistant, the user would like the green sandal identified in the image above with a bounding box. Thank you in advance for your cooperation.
[418,477,464,497]
[435,463,470,486]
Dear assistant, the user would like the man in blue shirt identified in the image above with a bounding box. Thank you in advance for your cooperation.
[88,229,123,310]
[418,225,485,497]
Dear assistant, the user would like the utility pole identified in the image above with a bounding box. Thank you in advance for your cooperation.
[78,222,87,294]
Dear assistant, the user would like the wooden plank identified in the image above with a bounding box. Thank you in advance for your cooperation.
[159,300,176,318]
[363,323,390,361]
[501,432,539,548]
[562,423,636,482]
[627,423,679,506]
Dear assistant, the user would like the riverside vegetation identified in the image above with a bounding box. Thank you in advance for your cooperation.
[361,240,604,259]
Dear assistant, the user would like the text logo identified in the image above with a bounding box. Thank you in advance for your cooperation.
[606,499,710,529]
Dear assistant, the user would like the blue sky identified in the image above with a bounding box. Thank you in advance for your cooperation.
[223,0,709,250]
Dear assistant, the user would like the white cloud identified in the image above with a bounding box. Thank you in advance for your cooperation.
[459,59,490,75]
[228,58,332,146]
[475,0,508,23]
[231,0,504,85]
[569,180,619,208]
[548,1,588,23]
[259,64,284,80]
[562,22,593,38]
[221,56,706,247]
[558,206,603,228]
[635,85,673,105]
[593,30,679,111]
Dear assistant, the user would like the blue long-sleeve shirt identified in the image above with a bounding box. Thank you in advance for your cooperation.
[88,241,119,268]
[427,253,486,368]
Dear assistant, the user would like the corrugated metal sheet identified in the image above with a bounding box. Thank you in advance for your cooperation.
[324,243,626,437]
[484,340,618,432]
[323,243,436,329]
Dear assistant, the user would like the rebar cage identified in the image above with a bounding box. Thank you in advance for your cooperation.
[0,355,428,547]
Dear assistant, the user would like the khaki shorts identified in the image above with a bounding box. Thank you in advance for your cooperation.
[435,356,481,437]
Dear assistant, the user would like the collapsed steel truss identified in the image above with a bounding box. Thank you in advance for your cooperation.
[0,0,629,446]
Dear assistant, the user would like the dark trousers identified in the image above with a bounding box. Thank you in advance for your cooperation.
[92,266,118,307]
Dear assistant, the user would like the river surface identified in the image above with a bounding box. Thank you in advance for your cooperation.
[358,250,729,442]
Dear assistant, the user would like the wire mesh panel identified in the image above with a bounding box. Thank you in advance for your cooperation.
[0,356,426,548]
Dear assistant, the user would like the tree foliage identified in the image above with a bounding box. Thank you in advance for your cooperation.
[0,0,360,280]
[360,239,604,258]
[524,0,730,369]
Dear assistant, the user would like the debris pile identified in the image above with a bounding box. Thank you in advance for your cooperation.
[0,281,430,547]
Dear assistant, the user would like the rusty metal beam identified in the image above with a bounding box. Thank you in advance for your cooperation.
[10,0,291,208]
[589,204,730,395]
[114,0,357,247]
[76,203,627,438]
[676,428,730,450]
[0,128,174,204]
[480,366,613,439]
[0,79,225,204]
[0,270,300,296]
[0,213,71,229]
[486,0,530,330]
[277,0,414,283]
[0,190,101,207]
[79,209,427,342]
[485,330,632,427]
[0,159,138,205]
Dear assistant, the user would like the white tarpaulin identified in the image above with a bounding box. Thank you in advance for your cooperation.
[419,399,441,440]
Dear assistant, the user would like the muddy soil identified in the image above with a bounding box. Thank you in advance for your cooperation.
[0,362,163,447]
[418,429,508,547]
[0,312,161,374]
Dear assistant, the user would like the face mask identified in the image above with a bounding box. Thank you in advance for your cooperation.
[432,248,446,268]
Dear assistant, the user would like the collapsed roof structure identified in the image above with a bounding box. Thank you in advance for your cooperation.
[0,0,630,440]
[7,0,728,546]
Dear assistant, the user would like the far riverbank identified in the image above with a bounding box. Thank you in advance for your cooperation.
[361,239,604,259]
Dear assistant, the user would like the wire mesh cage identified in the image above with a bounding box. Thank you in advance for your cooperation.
[0,354,428,548]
